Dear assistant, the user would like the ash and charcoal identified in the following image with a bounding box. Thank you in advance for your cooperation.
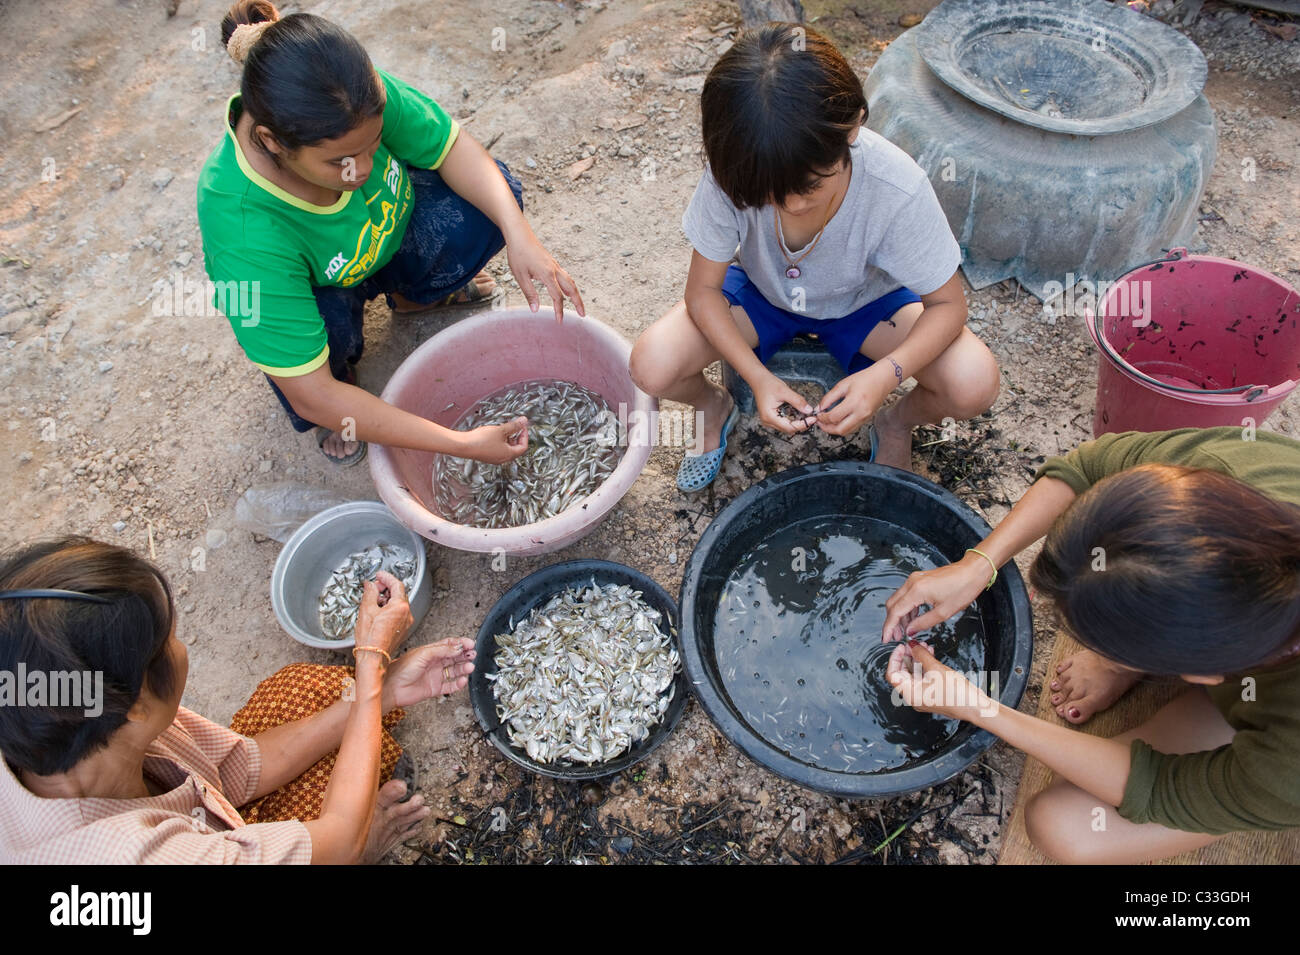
[418,760,1001,865]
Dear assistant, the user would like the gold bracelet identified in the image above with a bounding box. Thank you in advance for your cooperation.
[352,645,392,666]
[965,548,998,591]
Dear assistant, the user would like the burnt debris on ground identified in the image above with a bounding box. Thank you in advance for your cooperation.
[416,755,1003,865]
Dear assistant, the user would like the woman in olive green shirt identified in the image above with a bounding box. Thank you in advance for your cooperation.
[882,427,1300,864]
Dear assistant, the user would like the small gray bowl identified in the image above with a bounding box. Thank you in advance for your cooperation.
[271,501,433,650]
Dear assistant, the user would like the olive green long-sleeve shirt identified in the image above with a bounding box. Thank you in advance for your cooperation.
[1035,427,1300,834]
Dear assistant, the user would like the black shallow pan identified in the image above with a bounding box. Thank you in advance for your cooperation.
[470,559,687,780]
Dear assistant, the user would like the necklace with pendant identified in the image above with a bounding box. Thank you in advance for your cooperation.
[773,187,839,280]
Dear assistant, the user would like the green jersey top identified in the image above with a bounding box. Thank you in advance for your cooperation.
[1036,427,1300,834]
[197,69,459,376]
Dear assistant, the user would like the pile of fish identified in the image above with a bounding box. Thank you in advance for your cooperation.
[488,582,679,765]
[317,543,418,641]
[432,379,622,529]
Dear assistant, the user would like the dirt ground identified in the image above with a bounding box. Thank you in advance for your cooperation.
[1,0,1297,864]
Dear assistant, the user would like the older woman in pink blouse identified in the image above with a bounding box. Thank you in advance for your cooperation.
[0,536,472,864]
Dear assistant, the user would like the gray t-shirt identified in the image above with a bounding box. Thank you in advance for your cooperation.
[681,129,961,319]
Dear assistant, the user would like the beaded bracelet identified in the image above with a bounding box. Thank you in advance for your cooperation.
[965,548,998,591]
[352,645,392,666]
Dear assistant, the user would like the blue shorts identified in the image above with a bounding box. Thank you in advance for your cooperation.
[721,265,922,375]
[269,160,524,432]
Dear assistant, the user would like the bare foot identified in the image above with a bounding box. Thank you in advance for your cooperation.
[320,430,362,460]
[361,779,431,863]
[390,272,497,312]
[1050,649,1141,724]
[692,385,734,454]
[871,403,912,471]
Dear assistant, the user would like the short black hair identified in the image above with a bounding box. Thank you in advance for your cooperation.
[0,537,178,776]
[700,23,867,209]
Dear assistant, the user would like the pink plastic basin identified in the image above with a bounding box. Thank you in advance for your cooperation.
[369,307,656,556]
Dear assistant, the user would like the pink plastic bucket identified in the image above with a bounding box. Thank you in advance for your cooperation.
[1086,248,1300,437]
[368,308,655,556]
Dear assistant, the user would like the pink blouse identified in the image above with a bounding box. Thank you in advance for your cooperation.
[0,707,312,864]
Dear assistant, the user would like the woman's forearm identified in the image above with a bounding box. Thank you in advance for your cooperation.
[436,131,530,243]
[969,698,1132,806]
[246,700,350,801]
[303,657,386,864]
[283,373,472,455]
[977,475,1078,566]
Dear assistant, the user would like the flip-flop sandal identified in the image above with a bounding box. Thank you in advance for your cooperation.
[677,402,740,493]
[316,426,367,467]
[867,420,879,463]
[391,274,501,315]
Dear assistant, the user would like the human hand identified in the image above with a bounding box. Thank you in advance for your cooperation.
[382,637,477,710]
[505,232,585,322]
[885,640,992,721]
[463,416,529,464]
[753,374,816,435]
[814,365,892,437]
[881,554,994,642]
[353,571,415,658]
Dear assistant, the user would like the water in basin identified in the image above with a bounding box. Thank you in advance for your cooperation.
[711,515,987,774]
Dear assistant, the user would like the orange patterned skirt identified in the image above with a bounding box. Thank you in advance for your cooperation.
[229,663,405,824]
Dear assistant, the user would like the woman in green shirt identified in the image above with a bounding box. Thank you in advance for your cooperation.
[882,427,1300,863]
[198,2,583,464]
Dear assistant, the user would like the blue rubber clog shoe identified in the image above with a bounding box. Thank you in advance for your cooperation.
[676,402,741,492]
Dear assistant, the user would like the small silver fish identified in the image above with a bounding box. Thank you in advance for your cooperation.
[491,581,678,765]
[317,543,418,641]
[431,379,622,529]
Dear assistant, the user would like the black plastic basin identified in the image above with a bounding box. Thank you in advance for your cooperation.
[470,559,688,780]
[679,462,1033,797]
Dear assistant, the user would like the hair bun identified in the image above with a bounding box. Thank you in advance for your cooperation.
[221,0,280,64]
[226,20,273,64]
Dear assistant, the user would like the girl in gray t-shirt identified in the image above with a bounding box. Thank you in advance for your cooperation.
[628,24,999,489]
